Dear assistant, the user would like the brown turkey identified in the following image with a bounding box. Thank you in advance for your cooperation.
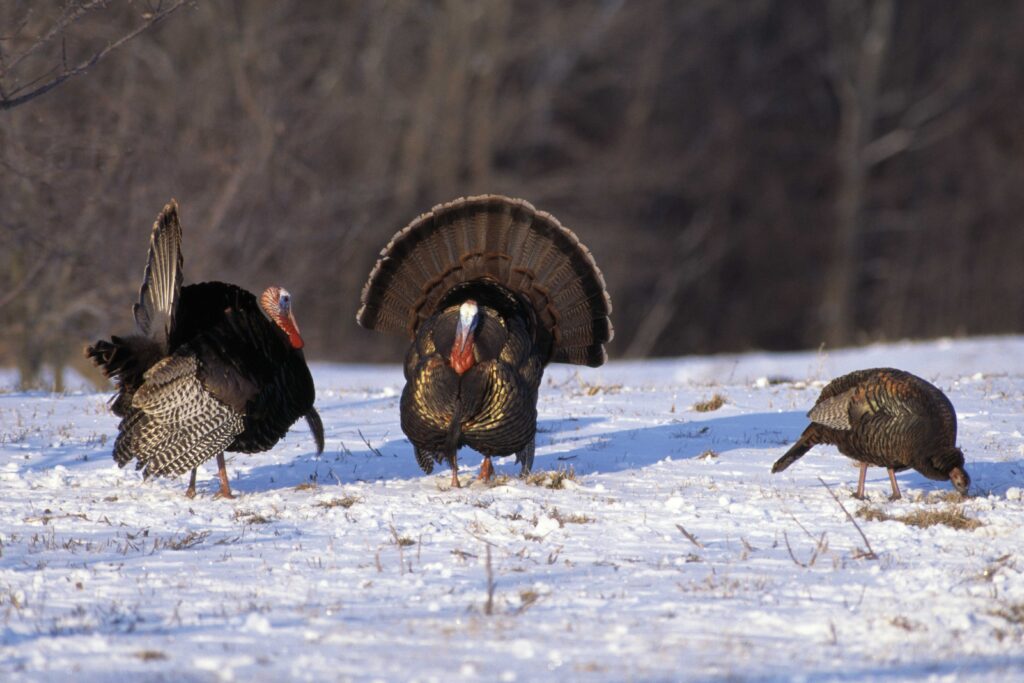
[86,200,323,498]
[357,195,612,487]
[771,368,970,500]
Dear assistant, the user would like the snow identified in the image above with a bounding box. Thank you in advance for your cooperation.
[2,336,1024,682]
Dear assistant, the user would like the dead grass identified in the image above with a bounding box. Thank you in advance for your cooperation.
[548,507,594,526]
[573,376,623,396]
[293,482,318,491]
[234,510,273,525]
[856,505,982,531]
[692,393,726,412]
[315,495,360,510]
[526,466,577,489]
[920,490,966,504]
[990,602,1024,626]
[517,589,541,613]
[389,527,415,547]
[155,530,211,551]
[134,650,168,661]
[889,616,926,632]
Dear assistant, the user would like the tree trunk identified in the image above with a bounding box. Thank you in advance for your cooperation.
[822,0,894,347]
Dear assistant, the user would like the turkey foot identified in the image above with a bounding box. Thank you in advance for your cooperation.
[477,458,494,482]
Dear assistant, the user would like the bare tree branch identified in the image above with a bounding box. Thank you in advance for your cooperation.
[0,0,107,78]
[0,0,190,111]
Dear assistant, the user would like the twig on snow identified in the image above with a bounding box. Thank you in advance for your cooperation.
[818,477,878,560]
[358,429,384,457]
[675,523,704,549]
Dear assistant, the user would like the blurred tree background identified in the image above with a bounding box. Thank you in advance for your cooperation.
[2,0,1024,389]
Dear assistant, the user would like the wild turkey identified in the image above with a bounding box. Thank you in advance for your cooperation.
[86,200,323,498]
[357,195,613,487]
[772,368,970,500]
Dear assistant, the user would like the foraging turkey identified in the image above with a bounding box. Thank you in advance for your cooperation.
[771,368,970,499]
[86,200,323,498]
[357,195,613,487]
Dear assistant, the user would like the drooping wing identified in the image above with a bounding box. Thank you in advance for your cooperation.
[115,354,244,477]
[807,388,856,430]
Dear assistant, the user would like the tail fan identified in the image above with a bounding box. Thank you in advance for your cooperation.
[133,199,183,351]
[357,195,613,367]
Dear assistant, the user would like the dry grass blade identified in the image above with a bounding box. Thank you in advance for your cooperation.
[675,523,704,549]
[818,477,877,560]
[358,429,384,457]
[484,544,495,616]
[783,530,828,568]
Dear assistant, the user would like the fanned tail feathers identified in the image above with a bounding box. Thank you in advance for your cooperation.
[357,195,613,366]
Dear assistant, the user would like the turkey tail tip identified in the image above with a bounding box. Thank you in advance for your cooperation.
[83,341,102,361]
[160,198,180,221]
[305,408,325,454]
[84,340,114,374]
[134,199,184,344]
[771,440,811,473]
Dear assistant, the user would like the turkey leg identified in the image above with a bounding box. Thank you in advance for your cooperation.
[185,469,197,499]
[886,468,902,501]
[448,453,461,488]
[854,462,868,500]
[214,452,235,499]
[516,439,535,477]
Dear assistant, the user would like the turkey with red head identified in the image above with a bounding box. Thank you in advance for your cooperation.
[86,200,323,498]
[357,195,613,487]
[771,368,970,500]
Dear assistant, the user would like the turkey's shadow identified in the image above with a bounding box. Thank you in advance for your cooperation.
[236,407,1024,497]
[544,410,808,476]
[233,416,607,491]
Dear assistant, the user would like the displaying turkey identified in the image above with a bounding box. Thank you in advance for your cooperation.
[771,368,970,500]
[86,200,323,498]
[357,195,613,487]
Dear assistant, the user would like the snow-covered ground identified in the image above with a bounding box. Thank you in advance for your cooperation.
[2,337,1024,682]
